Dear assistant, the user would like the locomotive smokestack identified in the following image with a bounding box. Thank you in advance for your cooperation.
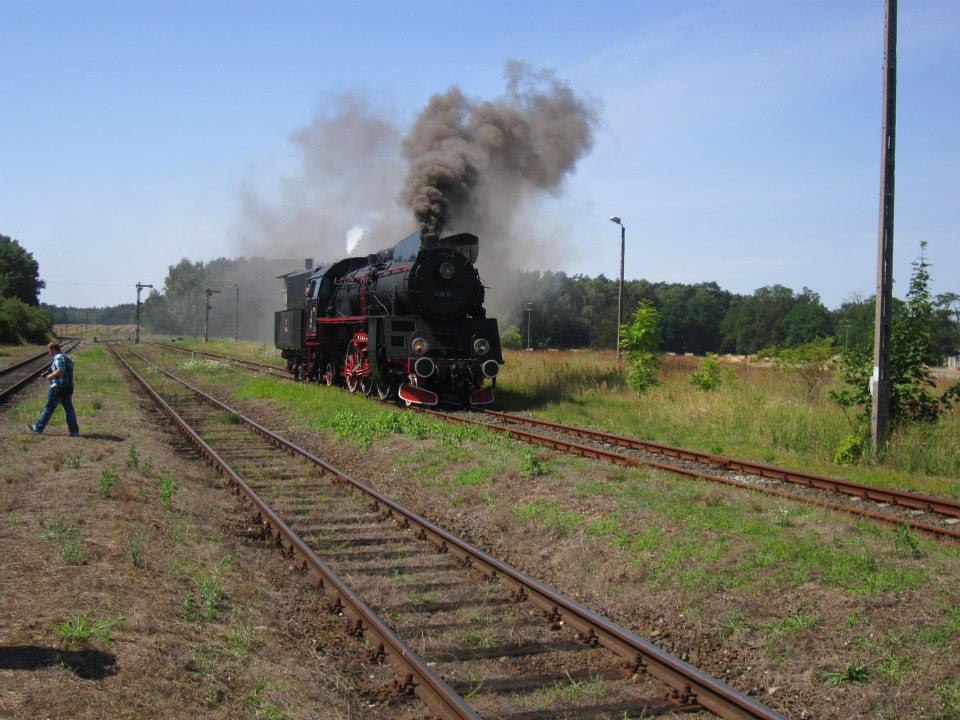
[304,258,313,270]
[420,232,439,250]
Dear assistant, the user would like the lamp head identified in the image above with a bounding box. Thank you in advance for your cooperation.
[609,216,622,226]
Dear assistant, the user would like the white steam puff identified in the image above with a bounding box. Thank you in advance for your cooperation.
[345,224,365,255]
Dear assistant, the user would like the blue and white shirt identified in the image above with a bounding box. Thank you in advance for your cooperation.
[50,352,74,390]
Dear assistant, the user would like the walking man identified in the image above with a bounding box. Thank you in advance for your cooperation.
[27,341,79,436]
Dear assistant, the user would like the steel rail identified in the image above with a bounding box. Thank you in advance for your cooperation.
[109,346,481,720]
[124,346,785,720]
[0,339,82,403]
[146,342,960,540]
[0,348,50,377]
[156,342,286,374]
[481,409,960,520]
[428,409,960,542]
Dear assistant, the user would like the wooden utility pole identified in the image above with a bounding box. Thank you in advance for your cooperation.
[872,0,897,453]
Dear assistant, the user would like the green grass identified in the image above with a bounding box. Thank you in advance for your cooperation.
[175,338,285,367]
[41,515,85,565]
[56,612,122,650]
[99,466,119,498]
[218,371,500,450]
[127,529,146,568]
[158,471,175,506]
[495,350,960,496]
[182,570,223,621]
[938,680,960,720]
[126,443,139,469]
[514,501,584,537]
[517,674,606,709]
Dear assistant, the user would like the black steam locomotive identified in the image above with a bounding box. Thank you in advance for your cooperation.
[274,230,502,406]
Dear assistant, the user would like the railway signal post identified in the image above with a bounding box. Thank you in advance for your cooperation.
[203,288,221,343]
[135,282,153,344]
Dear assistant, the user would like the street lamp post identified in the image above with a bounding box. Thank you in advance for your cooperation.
[135,282,153,344]
[609,217,626,359]
[525,302,535,350]
[228,283,239,341]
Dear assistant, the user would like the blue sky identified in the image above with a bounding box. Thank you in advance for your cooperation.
[1,1,957,309]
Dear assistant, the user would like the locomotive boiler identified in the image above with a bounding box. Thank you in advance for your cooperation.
[274,230,502,406]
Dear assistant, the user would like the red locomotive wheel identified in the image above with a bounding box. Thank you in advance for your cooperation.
[344,340,363,393]
[375,380,394,400]
[322,360,336,387]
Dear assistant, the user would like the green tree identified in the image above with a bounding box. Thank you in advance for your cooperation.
[830,242,960,448]
[619,302,661,394]
[500,324,522,350]
[0,234,45,305]
[784,288,832,346]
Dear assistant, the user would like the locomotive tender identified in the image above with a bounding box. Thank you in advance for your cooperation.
[274,230,503,407]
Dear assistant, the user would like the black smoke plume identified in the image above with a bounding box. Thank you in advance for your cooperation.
[402,60,597,241]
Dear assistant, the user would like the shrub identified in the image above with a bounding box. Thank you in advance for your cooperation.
[830,242,960,446]
[0,297,53,343]
[619,302,661,394]
[500,324,523,350]
[690,353,722,391]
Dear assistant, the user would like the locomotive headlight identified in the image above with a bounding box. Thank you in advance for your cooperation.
[473,338,490,356]
[411,337,428,356]
[439,261,456,280]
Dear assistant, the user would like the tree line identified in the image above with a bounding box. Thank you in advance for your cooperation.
[0,233,52,343]
[39,250,960,360]
[495,270,959,358]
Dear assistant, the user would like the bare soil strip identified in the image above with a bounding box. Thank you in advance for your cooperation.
[0,345,406,719]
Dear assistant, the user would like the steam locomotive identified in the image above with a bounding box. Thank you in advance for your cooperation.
[274,230,502,407]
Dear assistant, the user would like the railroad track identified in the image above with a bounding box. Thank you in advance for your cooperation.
[0,339,81,405]
[433,408,960,541]
[114,345,784,720]
[155,342,286,375]
[147,342,960,540]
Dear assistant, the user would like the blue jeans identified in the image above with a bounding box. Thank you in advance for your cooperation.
[35,386,79,435]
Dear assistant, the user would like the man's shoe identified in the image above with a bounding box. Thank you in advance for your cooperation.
[69,432,80,437]
[26,424,40,434]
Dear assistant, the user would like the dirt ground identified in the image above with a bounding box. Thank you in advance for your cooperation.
[0,346,417,719]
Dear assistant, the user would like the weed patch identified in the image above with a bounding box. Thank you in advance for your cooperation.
[514,502,584,537]
[158,471,175,506]
[41,515,85,565]
[99,466,119,498]
[823,664,870,686]
[126,443,139,469]
[127,529,146,568]
[56,612,122,650]
[520,450,550,477]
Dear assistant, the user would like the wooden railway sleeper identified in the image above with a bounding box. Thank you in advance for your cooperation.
[621,654,649,679]
[393,674,417,697]
[542,606,563,628]
[369,642,387,663]
[346,617,364,638]
[577,627,600,646]
[666,683,701,710]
